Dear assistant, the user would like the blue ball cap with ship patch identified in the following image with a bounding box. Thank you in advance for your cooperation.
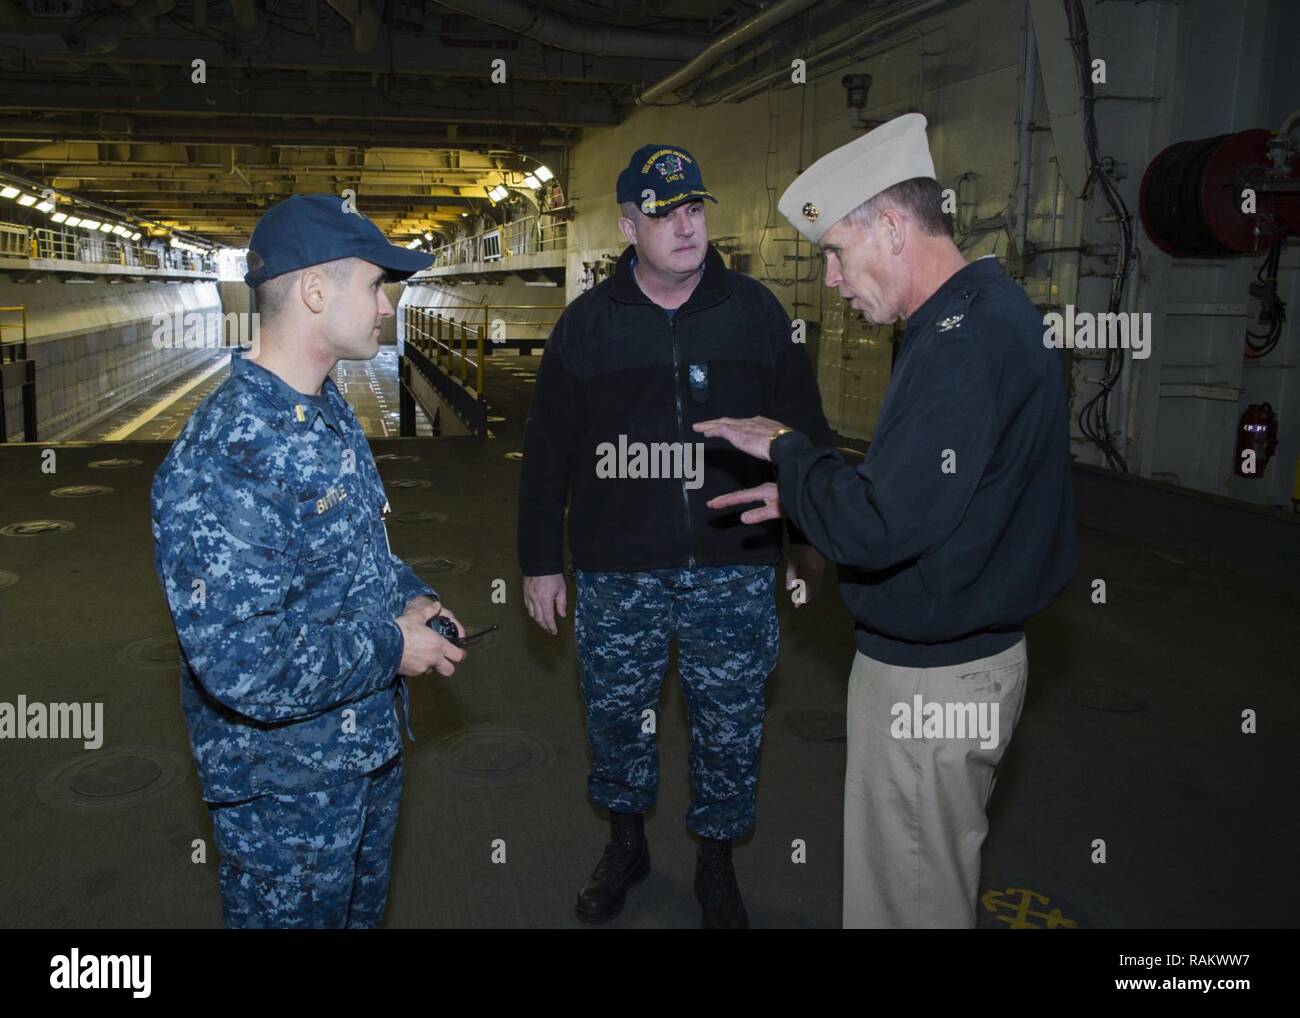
[616,144,719,217]
[243,193,433,286]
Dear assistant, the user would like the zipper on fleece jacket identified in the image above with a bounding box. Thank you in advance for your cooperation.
[669,315,696,569]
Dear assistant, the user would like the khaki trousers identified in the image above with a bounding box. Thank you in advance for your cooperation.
[843,638,1028,928]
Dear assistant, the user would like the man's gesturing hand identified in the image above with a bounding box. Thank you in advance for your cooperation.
[693,416,789,462]
[706,482,783,524]
[395,601,466,677]
[524,573,567,636]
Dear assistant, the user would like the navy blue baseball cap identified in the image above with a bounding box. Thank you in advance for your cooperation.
[616,144,718,216]
[243,193,432,286]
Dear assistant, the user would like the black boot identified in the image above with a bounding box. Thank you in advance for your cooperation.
[574,811,650,923]
[695,836,749,929]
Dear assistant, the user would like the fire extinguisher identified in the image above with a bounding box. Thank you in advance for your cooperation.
[1234,403,1278,477]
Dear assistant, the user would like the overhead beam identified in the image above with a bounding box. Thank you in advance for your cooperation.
[5,164,509,182]
[0,23,681,84]
[27,176,492,195]
[0,116,572,149]
[0,137,567,171]
[0,76,618,128]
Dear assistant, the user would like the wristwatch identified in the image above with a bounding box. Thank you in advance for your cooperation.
[768,425,794,454]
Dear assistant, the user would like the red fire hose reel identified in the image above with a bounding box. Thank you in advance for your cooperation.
[1140,128,1300,258]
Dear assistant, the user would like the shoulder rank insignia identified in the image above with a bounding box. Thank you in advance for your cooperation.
[937,314,964,332]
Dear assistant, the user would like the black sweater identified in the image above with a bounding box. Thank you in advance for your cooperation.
[518,244,834,575]
[772,257,1078,667]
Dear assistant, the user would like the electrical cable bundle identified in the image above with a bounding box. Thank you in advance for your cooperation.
[953,172,1010,252]
[1066,0,1132,474]
[1244,241,1286,359]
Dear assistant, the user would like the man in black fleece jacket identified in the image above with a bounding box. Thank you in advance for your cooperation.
[517,143,834,929]
[697,115,1077,928]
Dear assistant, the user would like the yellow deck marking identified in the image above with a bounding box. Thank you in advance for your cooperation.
[103,355,230,441]
[981,887,1080,928]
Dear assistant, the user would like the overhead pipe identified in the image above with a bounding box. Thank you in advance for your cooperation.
[63,15,135,54]
[636,0,823,105]
[120,0,174,28]
[434,0,704,60]
[696,0,959,106]
[325,0,385,54]
[1013,0,1037,259]
[227,0,269,40]
[228,0,258,29]
[64,0,175,54]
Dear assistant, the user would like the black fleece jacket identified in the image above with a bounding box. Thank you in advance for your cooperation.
[771,256,1078,667]
[517,243,834,575]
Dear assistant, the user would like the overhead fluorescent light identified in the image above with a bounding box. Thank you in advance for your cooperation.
[36,200,54,213]
[0,186,18,199]
[64,216,81,227]
[112,225,129,236]
[535,165,554,182]
[405,239,420,249]
[488,184,509,202]
[131,231,141,240]
[51,212,67,223]
[423,231,433,240]
[523,174,541,189]
[79,219,100,230]
[16,193,37,206]
[99,222,114,232]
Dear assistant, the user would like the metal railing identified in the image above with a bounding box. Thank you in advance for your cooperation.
[431,234,478,268]
[0,220,214,274]
[32,227,79,261]
[403,302,564,392]
[397,302,559,437]
[426,215,569,269]
[0,222,28,258]
[0,304,35,442]
[0,305,27,362]
[405,305,485,392]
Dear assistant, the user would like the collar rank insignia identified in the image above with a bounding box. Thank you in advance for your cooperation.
[937,314,964,332]
[294,404,307,422]
[802,202,820,222]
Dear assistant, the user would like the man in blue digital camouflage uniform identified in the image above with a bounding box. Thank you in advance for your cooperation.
[698,115,1077,928]
[151,193,466,928]
[518,144,835,929]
